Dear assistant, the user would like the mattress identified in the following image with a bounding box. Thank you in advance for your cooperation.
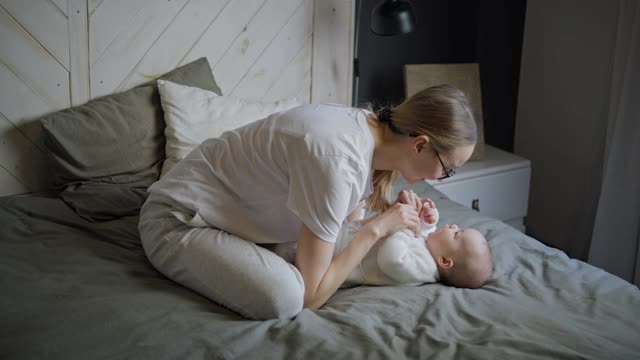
[1,182,638,359]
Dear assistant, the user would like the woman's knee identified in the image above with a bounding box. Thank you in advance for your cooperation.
[250,264,305,320]
[146,224,306,320]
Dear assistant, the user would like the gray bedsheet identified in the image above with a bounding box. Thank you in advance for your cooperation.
[1,182,639,359]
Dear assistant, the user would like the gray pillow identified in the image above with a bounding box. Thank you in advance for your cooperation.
[40,58,220,221]
[41,57,221,190]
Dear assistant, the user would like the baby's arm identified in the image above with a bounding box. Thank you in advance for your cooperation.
[419,199,439,238]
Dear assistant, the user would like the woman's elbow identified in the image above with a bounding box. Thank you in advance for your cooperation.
[302,292,323,310]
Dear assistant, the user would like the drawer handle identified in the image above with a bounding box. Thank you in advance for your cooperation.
[472,199,480,211]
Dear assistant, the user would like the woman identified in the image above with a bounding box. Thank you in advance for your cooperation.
[138,84,477,320]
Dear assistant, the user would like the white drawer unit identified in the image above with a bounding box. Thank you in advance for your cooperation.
[425,145,531,232]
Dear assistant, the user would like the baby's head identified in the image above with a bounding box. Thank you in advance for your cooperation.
[425,224,492,289]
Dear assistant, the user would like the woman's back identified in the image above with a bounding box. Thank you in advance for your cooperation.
[148,104,374,244]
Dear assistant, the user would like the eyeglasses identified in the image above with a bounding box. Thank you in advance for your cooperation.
[435,151,456,180]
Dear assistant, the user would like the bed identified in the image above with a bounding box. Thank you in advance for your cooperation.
[2,181,639,359]
[1,57,639,359]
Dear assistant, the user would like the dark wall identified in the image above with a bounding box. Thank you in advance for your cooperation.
[354,0,526,152]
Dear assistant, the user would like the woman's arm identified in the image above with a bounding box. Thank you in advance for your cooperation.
[295,224,378,309]
[296,203,421,310]
[345,200,366,222]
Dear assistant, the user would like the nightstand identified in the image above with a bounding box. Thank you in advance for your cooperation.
[412,145,531,232]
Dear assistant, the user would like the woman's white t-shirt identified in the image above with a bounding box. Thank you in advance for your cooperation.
[148,104,375,244]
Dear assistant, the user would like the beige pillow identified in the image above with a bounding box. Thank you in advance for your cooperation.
[157,80,303,176]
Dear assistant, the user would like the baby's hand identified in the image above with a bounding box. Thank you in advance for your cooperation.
[421,198,438,224]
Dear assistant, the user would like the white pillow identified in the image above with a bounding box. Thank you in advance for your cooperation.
[157,80,302,176]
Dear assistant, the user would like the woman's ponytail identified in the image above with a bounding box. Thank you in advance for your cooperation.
[363,85,476,213]
[366,169,398,213]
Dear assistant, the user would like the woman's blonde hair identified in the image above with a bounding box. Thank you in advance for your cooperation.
[365,84,477,213]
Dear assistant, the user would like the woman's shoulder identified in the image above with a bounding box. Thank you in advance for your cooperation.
[286,102,369,115]
[290,102,360,115]
[272,103,373,172]
[280,104,371,143]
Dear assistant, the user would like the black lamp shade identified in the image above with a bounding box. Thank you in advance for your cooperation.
[370,0,416,36]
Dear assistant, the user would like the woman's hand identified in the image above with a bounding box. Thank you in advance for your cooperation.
[395,190,439,225]
[364,202,421,237]
[394,189,423,215]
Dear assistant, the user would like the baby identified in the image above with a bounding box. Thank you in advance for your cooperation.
[338,200,492,289]
[274,200,493,289]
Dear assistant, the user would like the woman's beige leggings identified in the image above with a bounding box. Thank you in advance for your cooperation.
[138,193,305,320]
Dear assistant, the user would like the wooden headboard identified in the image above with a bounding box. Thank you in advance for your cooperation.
[0,0,355,196]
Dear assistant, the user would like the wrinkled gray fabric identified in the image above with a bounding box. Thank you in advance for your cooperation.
[1,181,638,359]
[38,58,220,222]
[60,183,149,222]
[40,57,220,190]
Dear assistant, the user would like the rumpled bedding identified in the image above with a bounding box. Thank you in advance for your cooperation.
[1,181,638,359]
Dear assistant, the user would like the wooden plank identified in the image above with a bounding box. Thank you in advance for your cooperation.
[0,166,29,196]
[295,68,312,104]
[119,0,227,90]
[311,0,355,105]
[180,0,264,71]
[5,0,68,69]
[0,62,49,158]
[88,0,103,15]
[262,37,312,102]
[51,0,68,17]
[0,0,70,70]
[231,0,313,100]
[213,0,302,94]
[89,0,145,66]
[0,6,70,111]
[0,112,47,194]
[0,61,53,127]
[90,0,188,98]
[68,0,89,105]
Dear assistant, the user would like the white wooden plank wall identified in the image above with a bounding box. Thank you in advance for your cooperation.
[312,0,355,104]
[0,0,354,196]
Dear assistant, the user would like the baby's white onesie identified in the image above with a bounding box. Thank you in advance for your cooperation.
[273,208,440,287]
[336,208,440,287]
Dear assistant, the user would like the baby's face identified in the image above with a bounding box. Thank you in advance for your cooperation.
[425,224,484,258]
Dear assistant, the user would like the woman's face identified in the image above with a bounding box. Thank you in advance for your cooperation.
[402,141,475,184]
